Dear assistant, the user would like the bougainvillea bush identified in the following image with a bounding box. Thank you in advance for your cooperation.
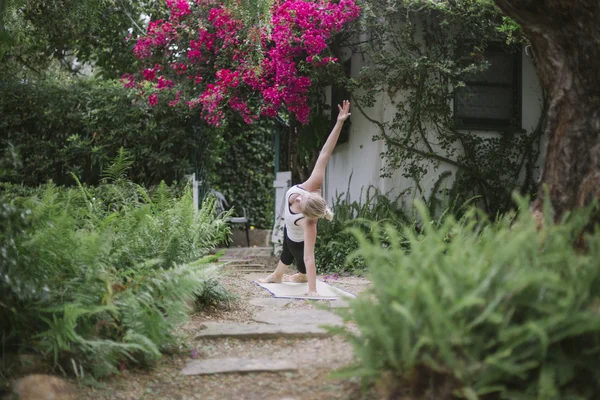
[123,0,360,126]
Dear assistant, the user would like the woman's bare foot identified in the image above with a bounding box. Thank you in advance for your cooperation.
[283,273,308,283]
[258,273,283,283]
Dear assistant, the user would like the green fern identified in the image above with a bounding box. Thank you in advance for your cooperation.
[2,175,232,379]
[334,196,600,399]
[101,147,134,184]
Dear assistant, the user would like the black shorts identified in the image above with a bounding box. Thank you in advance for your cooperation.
[280,227,306,274]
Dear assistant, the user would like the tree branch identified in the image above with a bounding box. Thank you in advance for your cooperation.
[493,0,552,28]
[350,94,463,169]
[118,0,146,35]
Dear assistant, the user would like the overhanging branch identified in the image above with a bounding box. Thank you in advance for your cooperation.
[350,94,464,169]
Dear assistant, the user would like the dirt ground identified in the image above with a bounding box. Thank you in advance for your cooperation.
[77,269,378,400]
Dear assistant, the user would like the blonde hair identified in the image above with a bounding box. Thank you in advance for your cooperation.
[300,192,334,221]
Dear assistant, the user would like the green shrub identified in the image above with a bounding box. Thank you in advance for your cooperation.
[0,78,275,228]
[337,197,600,399]
[316,183,409,274]
[0,78,220,187]
[0,168,231,378]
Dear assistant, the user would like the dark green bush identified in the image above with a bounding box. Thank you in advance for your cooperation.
[336,197,600,399]
[0,78,219,187]
[0,77,275,228]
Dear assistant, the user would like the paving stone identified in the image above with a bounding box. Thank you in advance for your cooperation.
[233,269,272,274]
[195,323,331,339]
[218,247,273,259]
[249,298,293,308]
[252,309,343,327]
[181,358,297,376]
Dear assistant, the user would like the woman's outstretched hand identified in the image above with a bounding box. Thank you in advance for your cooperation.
[337,100,351,122]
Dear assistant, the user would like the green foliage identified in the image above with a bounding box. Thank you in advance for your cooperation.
[336,197,600,399]
[0,77,275,228]
[341,0,542,216]
[1,0,160,79]
[195,278,237,309]
[0,159,231,378]
[316,178,409,274]
[212,118,275,229]
[0,77,222,187]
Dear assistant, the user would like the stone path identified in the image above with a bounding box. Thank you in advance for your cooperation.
[78,258,374,400]
[184,288,347,376]
[217,247,273,260]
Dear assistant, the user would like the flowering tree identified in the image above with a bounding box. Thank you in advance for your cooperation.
[123,0,360,127]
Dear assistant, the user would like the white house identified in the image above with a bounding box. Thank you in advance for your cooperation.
[322,45,545,209]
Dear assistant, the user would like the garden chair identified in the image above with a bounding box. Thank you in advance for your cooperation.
[209,190,250,247]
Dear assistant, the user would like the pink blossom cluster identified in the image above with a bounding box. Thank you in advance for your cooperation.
[133,20,176,59]
[166,0,191,20]
[126,0,360,126]
[208,7,242,49]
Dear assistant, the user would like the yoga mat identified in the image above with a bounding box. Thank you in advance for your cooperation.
[254,279,356,300]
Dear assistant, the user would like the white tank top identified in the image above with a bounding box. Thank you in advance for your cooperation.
[284,185,308,242]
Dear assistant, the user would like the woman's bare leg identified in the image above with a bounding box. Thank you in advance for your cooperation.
[258,260,288,283]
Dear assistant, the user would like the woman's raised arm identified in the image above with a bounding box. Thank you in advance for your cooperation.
[301,100,351,192]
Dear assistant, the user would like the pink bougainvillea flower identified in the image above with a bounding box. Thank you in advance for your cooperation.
[148,93,159,107]
[169,90,183,107]
[126,0,361,125]
[167,0,191,20]
[121,73,136,89]
[156,76,175,90]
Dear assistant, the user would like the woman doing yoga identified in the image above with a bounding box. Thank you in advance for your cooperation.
[259,100,351,297]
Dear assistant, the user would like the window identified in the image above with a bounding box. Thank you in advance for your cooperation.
[454,47,522,130]
[330,58,351,143]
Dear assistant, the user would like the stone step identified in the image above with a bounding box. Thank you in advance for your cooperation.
[230,269,272,274]
[181,358,297,376]
[224,263,268,269]
[252,309,343,327]
[217,247,273,258]
[195,323,332,340]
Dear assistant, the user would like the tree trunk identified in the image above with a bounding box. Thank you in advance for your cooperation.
[494,0,600,218]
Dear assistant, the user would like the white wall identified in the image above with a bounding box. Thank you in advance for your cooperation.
[324,46,545,210]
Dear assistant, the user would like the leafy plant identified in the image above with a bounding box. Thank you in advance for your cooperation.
[335,196,600,399]
[0,78,221,187]
[0,77,276,228]
[0,161,232,379]
[316,178,410,274]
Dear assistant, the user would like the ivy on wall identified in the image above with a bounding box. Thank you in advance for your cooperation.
[212,119,275,229]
